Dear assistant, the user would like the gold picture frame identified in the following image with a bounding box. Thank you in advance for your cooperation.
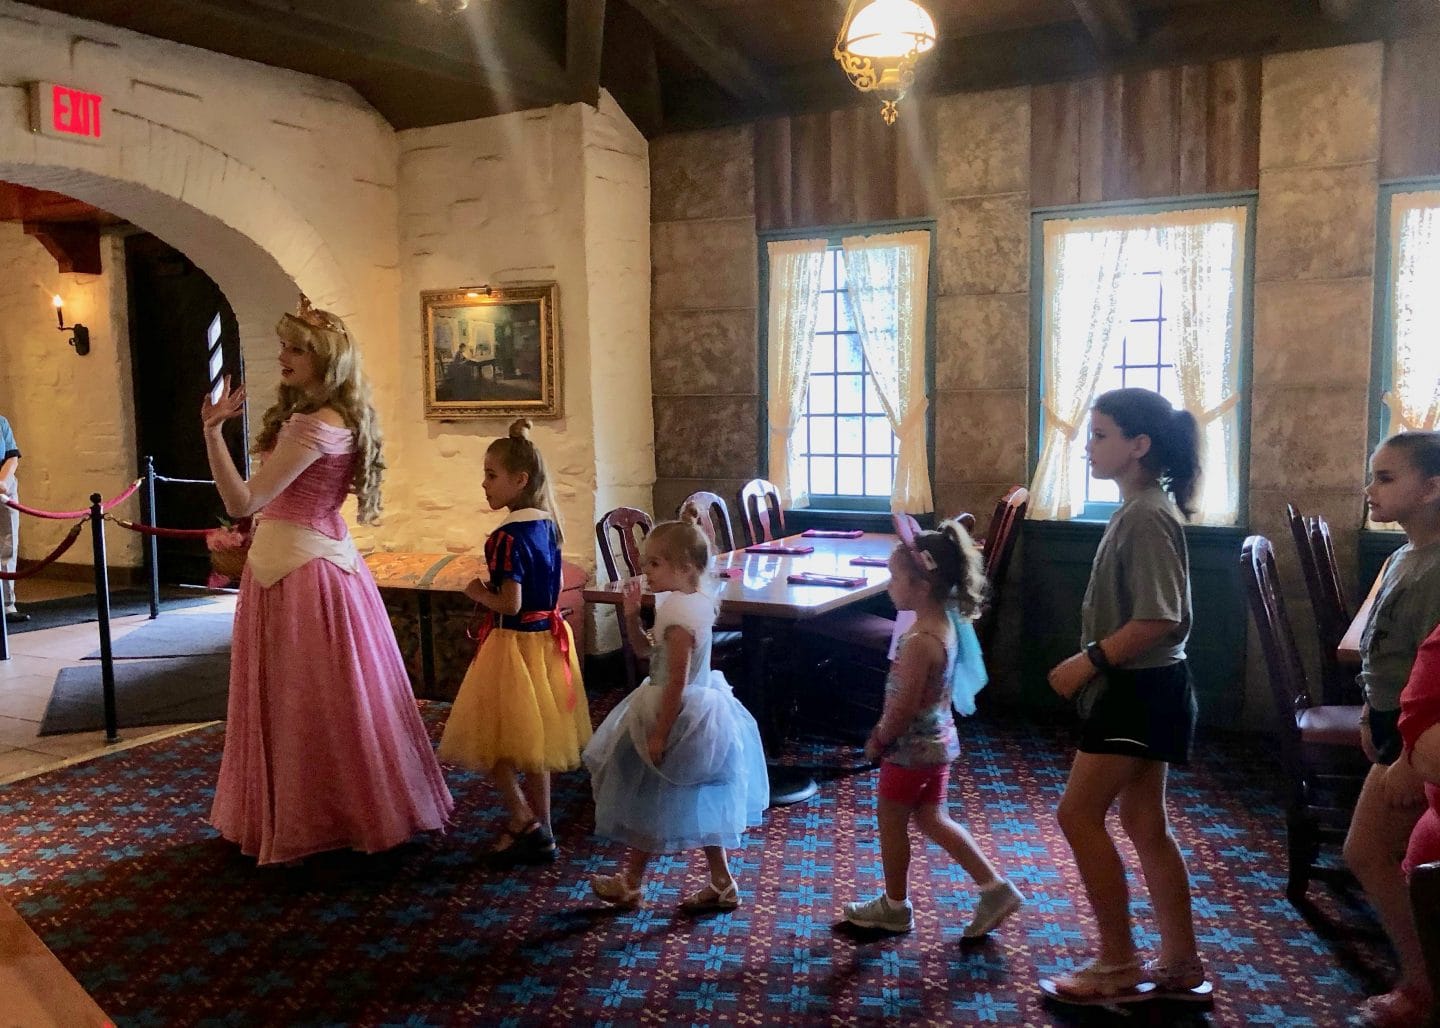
[420,282,562,420]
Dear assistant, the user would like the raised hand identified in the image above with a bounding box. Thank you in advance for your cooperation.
[621,575,645,619]
[201,376,246,434]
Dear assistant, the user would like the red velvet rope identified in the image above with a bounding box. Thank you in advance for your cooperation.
[1,478,142,520]
[107,516,215,540]
[0,518,88,580]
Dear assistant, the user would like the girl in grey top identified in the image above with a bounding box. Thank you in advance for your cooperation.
[1041,388,1207,1006]
[1346,430,1440,1027]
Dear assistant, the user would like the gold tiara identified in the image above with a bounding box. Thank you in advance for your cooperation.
[295,294,339,331]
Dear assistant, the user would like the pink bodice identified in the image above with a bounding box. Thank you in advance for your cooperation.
[260,412,357,540]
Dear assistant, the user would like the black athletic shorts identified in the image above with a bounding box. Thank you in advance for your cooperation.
[1078,661,1197,766]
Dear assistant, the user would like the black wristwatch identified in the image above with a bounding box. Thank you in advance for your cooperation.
[1085,641,1114,672]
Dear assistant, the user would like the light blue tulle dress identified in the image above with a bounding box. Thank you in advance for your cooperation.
[584,590,769,852]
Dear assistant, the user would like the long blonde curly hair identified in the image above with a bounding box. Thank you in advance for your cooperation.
[257,308,385,523]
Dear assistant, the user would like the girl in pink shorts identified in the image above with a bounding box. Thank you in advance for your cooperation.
[841,518,1025,936]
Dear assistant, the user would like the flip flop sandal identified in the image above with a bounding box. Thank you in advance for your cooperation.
[1040,960,1153,1006]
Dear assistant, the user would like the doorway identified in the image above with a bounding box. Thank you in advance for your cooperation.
[125,233,245,585]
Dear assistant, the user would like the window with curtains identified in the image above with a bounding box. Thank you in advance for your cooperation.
[763,228,934,513]
[1373,187,1440,443]
[1031,202,1252,526]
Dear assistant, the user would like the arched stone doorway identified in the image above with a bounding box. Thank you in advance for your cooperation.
[1,125,357,412]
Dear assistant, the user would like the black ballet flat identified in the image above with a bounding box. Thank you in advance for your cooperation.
[484,822,558,869]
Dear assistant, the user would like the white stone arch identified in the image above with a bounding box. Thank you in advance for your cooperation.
[0,115,358,415]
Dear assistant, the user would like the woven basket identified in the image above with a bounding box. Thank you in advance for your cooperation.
[209,544,250,583]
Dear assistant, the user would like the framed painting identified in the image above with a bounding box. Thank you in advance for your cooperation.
[421,282,561,420]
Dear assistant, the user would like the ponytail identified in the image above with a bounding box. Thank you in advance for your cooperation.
[1092,388,1203,520]
[487,417,565,542]
[909,517,988,617]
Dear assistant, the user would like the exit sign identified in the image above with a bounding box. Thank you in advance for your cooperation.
[28,82,106,143]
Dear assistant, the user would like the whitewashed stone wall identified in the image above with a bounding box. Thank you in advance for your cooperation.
[394,97,652,655]
[0,224,139,566]
[0,3,654,614]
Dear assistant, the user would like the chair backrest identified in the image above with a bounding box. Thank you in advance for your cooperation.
[737,478,785,546]
[983,486,1028,585]
[1310,516,1352,626]
[1287,502,1327,622]
[1239,534,1313,725]
[595,506,653,582]
[680,491,735,553]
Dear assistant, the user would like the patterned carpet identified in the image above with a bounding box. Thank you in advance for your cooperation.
[0,693,1393,1027]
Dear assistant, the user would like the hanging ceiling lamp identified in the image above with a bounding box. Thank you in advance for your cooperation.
[833,0,938,125]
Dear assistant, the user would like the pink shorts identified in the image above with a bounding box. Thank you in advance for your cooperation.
[878,761,950,807]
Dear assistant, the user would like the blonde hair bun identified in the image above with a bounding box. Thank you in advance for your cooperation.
[508,417,533,440]
[678,500,702,525]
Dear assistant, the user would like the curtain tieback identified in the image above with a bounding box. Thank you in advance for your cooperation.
[1041,398,1080,441]
[1195,392,1240,426]
[1381,391,1438,432]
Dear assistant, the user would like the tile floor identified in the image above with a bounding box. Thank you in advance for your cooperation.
[0,579,234,786]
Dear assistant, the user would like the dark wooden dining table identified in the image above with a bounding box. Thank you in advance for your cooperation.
[583,531,898,805]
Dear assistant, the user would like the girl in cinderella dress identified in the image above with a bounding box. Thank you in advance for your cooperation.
[201,300,453,866]
[584,504,768,911]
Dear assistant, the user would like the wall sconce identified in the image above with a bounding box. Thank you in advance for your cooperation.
[52,295,90,356]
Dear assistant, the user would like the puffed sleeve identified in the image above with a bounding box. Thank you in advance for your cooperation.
[654,589,718,640]
[485,529,523,585]
[278,412,355,455]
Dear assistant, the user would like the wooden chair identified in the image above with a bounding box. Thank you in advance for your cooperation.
[977,486,1028,648]
[596,506,653,688]
[1412,861,1440,1028]
[680,491,736,554]
[1240,535,1368,901]
[737,478,785,546]
[1287,504,1358,705]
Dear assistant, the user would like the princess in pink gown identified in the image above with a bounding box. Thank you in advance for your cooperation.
[201,301,453,865]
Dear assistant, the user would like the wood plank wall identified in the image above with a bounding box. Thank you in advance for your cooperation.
[1381,35,1440,181]
[753,105,937,232]
[1030,58,1262,207]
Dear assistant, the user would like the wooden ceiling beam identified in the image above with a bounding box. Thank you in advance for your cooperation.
[1317,0,1367,21]
[1071,0,1140,54]
[23,222,103,275]
[622,0,775,101]
[659,0,1437,133]
[567,0,608,106]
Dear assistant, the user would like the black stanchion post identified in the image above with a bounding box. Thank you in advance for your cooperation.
[0,553,8,661]
[89,494,119,744]
[141,456,160,619]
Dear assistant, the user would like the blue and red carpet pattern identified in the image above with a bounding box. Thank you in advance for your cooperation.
[0,695,1391,1026]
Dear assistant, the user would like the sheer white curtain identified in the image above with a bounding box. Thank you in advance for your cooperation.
[1031,208,1247,523]
[1160,206,1247,526]
[1030,220,1136,520]
[1386,191,1440,433]
[841,230,933,513]
[766,239,827,507]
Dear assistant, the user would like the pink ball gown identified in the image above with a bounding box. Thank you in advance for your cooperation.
[210,412,454,864]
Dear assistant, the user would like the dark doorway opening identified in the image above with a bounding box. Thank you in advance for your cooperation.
[125,234,244,586]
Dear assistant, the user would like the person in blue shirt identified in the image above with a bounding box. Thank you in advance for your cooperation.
[0,414,25,620]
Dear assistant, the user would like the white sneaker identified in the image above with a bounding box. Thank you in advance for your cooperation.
[843,894,914,932]
[963,879,1024,937]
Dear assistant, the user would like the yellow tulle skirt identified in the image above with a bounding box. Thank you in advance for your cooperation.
[438,625,591,774]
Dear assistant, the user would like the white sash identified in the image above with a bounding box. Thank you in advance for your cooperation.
[246,517,359,588]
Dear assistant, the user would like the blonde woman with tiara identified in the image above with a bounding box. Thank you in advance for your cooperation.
[437,419,591,867]
[201,300,453,866]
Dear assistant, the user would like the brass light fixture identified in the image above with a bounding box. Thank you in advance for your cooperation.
[833,0,938,125]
